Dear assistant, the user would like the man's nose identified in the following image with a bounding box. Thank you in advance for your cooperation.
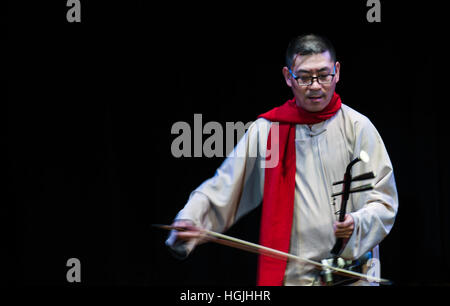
[309,78,322,90]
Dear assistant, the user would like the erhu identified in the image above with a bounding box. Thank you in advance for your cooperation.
[320,150,377,285]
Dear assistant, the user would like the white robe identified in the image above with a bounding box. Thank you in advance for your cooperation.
[166,104,399,285]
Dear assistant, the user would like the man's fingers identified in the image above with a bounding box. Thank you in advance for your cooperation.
[335,224,354,231]
[334,227,352,233]
[335,231,352,238]
[335,230,352,235]
[176,230,202,239]
[334,214,354,228]
[171,220,203,240]
[335,222,347,228]
[334,215,354,239]
[335,220,351,228]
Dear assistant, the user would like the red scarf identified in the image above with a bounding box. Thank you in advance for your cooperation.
[256,92,342,286]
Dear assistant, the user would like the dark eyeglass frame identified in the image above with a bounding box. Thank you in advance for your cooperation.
[289,65,336,86]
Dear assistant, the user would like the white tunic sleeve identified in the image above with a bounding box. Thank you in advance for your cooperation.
[340,115,399,260]
[165,118,271,257]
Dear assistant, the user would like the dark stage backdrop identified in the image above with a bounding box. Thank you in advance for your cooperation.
[10,1,449,288]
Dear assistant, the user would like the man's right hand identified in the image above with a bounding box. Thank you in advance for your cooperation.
[165,220,203,259]
[171,220,202,241]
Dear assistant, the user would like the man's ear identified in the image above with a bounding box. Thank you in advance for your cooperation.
[334,61,341,83]
[282,66,293,88]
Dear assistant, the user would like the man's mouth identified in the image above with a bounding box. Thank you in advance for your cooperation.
[308,95,323,102]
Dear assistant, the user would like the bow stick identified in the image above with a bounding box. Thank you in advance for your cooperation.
[153,224,390,284]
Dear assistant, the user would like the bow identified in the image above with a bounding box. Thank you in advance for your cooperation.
[154,223,390,285]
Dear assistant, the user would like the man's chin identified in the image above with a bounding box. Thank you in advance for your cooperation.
[301,101,328,113]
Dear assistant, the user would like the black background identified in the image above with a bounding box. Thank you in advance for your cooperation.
[9,0,449,290]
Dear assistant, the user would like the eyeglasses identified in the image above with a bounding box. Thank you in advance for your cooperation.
[289,65,336,86]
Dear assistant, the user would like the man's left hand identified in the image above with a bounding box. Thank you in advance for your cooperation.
[334,214,354,239]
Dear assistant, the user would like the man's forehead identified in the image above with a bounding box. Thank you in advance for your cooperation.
[292,52,334,71]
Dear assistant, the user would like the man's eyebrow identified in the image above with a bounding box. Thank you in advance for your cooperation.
[295,67,331,74]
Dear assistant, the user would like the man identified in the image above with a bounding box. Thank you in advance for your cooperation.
[165,34,398,285]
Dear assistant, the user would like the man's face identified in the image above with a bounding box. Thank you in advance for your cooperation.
[282,51,340,112]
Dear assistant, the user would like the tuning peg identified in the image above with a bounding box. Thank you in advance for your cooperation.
[332,171,375,185]
[332,184,374,197]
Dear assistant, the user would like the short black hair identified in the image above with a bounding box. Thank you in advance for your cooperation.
[285,34,336,68]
